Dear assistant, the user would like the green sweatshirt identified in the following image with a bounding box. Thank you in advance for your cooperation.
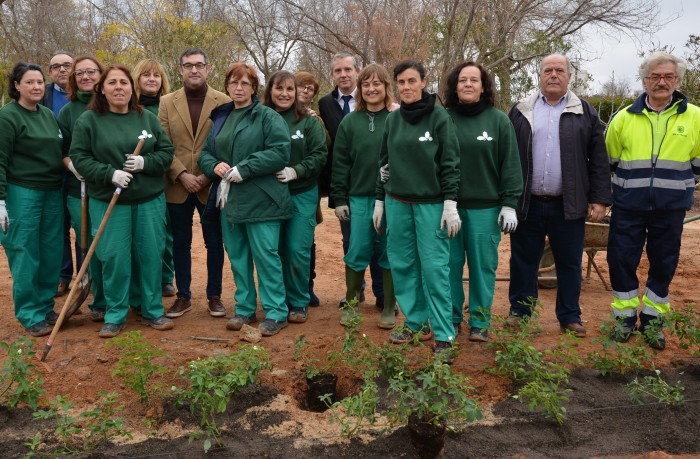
[331,108,388,206]
[446,106,523,209]
[280,109,327,195]
[0,102,63,200]
[58,100,89,198]
[70,109,174,204]
[376,106,460,203]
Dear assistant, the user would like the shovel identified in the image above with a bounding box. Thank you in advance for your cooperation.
[41,138,145,362]
[64,181,92,318]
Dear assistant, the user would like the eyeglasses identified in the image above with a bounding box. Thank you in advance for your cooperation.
[367,113,375,132]
[181,63,207,71]
[228,80,252,89]
[74,68,100,78]
[645,74,677,84]
[298,85,315,94]
[49,62,72,71]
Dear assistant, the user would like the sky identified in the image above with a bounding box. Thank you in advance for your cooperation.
[581,0,697,93]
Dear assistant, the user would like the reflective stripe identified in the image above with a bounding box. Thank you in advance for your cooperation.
[611,296,640,313]
[656,159,691,171]
[645,287,669,305]
[617,159,651,170]
[692,157,700,168]
[641,305,661,317]
[613,289,639,300]
[642,294,670,314]
[612,176,693,190]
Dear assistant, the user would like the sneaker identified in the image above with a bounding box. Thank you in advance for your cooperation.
[389,326,433,344]
[610,315,637,343]
[165,297,192,318]
[141,315,175,331]
[258,319,288,337]
[26,321,52,337]
[639,313,666,350]
[288,307,308,323]
[434,340,455,364]
[207,296,226,317]
[98,322,126,338]
[560,322,587,338]
[90,309,106,322]
[468,327,489,342]
[226,314,257,331]
[45,310,60,326]
[55,280,69,298]
[161,283,176,297]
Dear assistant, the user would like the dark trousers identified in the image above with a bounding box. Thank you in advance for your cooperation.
[607,208,684,301]
[508,198,585,325]
[340,218,383,298]
[167,193,224,300]
[60,177,81,283]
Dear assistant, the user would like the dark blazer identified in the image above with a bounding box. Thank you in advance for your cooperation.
[508,90,611,221]
[318,86,344,207]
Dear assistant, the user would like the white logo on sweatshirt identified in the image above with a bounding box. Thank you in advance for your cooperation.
[138,130,153,140]
[419,131,433,142]
[58,129,63,139]
[477,131,493,141]
[292,130,304,140]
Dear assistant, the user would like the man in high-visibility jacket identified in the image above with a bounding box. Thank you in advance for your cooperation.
[606,51,700,350]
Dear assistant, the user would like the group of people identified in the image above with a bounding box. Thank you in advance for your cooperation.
[1,47,697,355]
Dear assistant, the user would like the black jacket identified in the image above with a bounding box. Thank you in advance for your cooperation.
[508,91,611,221]
[318,86,344,207]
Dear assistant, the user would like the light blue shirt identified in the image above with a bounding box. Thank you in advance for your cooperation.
[531,92,567,196]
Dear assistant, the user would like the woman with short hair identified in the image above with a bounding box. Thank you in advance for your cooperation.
[0,62,64,336]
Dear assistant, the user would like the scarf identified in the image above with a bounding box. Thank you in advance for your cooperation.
[450,95,489,117]
[139,94,160,107]
[399,91,436,124]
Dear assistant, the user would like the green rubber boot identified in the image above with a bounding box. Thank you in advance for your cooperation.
[378,269,396,329]
[340,266,364,326]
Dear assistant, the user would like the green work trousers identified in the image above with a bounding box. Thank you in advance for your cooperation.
[222,219,288,322]
[280,186,317,308]
[1,184,63,328]
[67,194,107,312]
[345,196,390,271]
[162,209,174,284]
[385,197,454,342]
[90,194,166,325]
[449,207,501,329]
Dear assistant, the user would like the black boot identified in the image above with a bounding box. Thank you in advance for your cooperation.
[639,312,666,350]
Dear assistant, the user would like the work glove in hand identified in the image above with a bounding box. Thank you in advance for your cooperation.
[123,155,144,173]
[372,200,385,234]
[379,164,390,183]
[0,200,8,233]
[223,166,243,183]
[111,170,133,188]
[68,161,84,181]
[216,181,230,209]
[498,206,518,234]
[440,200,461,238]
[335,205,350,221]
[275,167,297,183]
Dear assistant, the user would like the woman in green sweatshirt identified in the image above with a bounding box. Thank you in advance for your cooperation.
[198,62,293,337]
[373,60,461,359]
[0,62,64,337]
[331,63,396,329]
[132,59,176,298]
[262,70,327,324]
[443,62,523,343]
[57,56,105,320]
[70,65,175,338]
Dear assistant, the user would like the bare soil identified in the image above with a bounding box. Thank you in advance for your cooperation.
[1,197,700,458]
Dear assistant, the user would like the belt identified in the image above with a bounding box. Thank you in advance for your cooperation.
[531,194,563,202]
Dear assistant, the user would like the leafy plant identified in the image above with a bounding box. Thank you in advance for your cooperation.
[666,304,700,355]
[106,331,171,404]
[626,368,685,406]
[174,345,272,452]
[0,336,45,409]
[587,317,652,376]
[31,392,131,454]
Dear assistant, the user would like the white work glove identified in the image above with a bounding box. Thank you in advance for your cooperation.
[68,161,84,181]
[275,167,297,183]
[335,205,350,221]
[379,164,390,183]
[440,200,461,238]
[372,200,385,234]
[0,200,8,233]
[123,155,144,173]
[498,206,518,234]
[216,180,230,209]
[111,170,133,188]
[223,166,243,183]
